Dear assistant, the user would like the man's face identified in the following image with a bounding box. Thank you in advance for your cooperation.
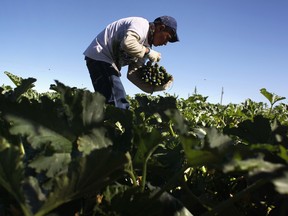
[152,25,174,46]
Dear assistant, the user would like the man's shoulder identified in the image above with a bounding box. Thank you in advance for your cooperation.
[119,16,149,24]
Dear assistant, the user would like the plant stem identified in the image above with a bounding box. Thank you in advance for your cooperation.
[124,152,138,187]
[20,203,34,216]
[169,121,176,137]
[141,144,164,192]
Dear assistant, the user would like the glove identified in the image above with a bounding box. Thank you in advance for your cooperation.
[147,49,161,62]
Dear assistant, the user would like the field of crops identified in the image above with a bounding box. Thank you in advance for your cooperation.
[1,72,288,216]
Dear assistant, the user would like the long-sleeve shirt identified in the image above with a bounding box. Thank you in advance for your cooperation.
[83,17,150,73]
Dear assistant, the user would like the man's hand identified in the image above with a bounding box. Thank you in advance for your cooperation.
[148,49,161,62]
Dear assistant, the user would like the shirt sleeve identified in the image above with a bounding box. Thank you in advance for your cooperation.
[121,30,147,58]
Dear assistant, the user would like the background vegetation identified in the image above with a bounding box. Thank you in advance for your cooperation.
[0,72,287,216]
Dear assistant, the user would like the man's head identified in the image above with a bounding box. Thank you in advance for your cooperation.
[152,16,179,46]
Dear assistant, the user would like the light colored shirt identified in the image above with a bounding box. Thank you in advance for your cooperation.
[83,17,150,73]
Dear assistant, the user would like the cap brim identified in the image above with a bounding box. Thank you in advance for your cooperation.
[169,34,179,43]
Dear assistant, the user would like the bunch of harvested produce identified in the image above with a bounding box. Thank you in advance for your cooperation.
[138,61,173,86]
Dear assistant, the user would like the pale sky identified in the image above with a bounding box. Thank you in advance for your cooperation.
[1,0,287,104]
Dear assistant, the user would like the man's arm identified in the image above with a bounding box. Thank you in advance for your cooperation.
[121,30,161,62]
[121,30,148,58]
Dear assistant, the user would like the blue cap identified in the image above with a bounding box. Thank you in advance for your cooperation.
[154,16,179,42]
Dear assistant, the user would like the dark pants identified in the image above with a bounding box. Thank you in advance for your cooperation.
[85,57,129,109]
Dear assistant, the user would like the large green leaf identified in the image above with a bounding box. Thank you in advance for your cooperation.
[181,134,218,167]
[104,105,134,152]
[50,81,106,133]
[0,137,33,215]
[223,155,284,174]
[181,128,233,167]
[165,109,188,135]
[273,171,288,194]
[7,114,72,152]
[0,89,77,144]
[133,127,163,166]
[28,153,71,178]
[81,90,105,127]
[34,148,129,216]
[102,186,194,216]
[4,71,25,87]
[4,71,39,102]
[0,138,24,197]
[224,115,272,144]
[77,128,112,155]
[260,88,286,106]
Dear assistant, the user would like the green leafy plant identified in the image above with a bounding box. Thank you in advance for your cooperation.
[260,88,286,114]
[0,72,288,216]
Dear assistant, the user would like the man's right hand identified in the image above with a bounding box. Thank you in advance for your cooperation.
[148,49,161,62]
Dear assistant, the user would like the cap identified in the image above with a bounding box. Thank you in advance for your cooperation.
[154,16,179,43]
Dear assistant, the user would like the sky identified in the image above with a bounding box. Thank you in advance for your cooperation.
[1,0,287,105]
